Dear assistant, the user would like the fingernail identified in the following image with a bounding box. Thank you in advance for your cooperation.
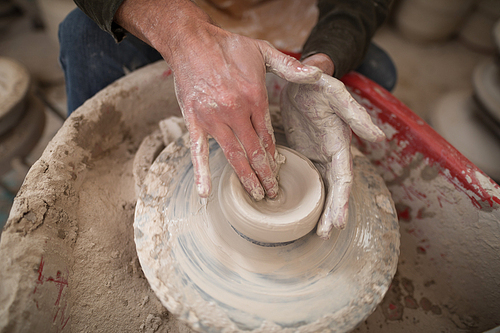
[316,227,331,240]
[197,182,211,198]
[251,186,265,201]
[375,128,386,142]
[273,151,286,177]
[302,65,322,76]
[265,179,279,199]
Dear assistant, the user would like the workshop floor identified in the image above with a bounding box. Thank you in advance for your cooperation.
[0,9,492,234]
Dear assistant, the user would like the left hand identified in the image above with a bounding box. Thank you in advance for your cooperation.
[281,56,385,239]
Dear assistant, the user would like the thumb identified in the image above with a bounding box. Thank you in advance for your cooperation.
[188,127,211,198]
[258,41,322,84]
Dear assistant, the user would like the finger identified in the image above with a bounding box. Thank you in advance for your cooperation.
[325,78,385,143]
[258,41,322,84]
[233,118,279,199]
[189,126,211,198]
[215,126,266,201]
[316,142,353,239]
[250,108,279,174]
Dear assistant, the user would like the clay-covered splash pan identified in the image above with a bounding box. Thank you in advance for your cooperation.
[134,132,399,332]
[0,60,499,332]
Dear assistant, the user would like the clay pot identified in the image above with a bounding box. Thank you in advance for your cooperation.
[395,0,476,43]
[459,1,500,53]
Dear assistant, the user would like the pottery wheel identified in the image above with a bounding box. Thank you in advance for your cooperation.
[134,133,399,333]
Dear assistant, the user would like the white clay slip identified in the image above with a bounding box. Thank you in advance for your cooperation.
[219,145,325,244]
[134,131,400,333]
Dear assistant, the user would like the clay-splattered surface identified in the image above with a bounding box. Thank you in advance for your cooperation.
[0,62,195,333]
[1,50,499,333]
[345,72,500,332]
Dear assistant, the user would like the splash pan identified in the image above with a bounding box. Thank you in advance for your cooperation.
[134,134,399,333]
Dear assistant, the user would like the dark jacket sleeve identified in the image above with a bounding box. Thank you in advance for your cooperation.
[73,0,127,42]
[302,0,393,78]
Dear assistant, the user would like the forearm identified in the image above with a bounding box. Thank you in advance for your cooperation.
[114,0,216,63]
[302,0,393,79]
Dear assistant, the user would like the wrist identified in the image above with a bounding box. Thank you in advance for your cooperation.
[115,0,214,62]
[302,53,334,76]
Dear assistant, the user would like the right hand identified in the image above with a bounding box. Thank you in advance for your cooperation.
[116,0,322,200]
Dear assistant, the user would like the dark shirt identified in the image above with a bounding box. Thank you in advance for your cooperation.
[302,0,392,78]
[73,0,392,78]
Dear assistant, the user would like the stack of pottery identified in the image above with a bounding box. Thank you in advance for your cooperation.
[0,57,45,178]
[37,0,76,48]
[473,20,500,139]
[395,0,477,43]
[459,0,500,53]
[429,21,500,181]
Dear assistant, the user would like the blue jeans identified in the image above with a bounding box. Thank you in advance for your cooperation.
[59,8,397,115]
[58,9,163,114]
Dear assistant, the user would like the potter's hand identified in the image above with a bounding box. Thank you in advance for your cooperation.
[115,0,321,200]
[281,58,385,239]
[173,34,321,200]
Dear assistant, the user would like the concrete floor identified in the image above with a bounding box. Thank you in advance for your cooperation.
[0,5,495,233]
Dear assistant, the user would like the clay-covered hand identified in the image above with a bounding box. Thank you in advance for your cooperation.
[281,73,385,239]
[172,31,322,201]
[115,0,322,200]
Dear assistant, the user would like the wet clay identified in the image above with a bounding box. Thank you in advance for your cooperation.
[134,131,399,332]
[219,145,325,244]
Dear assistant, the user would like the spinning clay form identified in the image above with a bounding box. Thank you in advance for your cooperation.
[219,145,325,245]
[134,132,400,333]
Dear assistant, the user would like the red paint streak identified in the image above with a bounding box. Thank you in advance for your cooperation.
[406,228,425,239]
[471,197,482,209]
[389,303,397,310]
[33,256,70,331]
[400,185,413,202]
[281,50,301,59]
[417,246,427,254]
[162,69,172,78]
[53,302,71,330]
[437,196,444,209]
[410,188,427,200]
[33,256,45,295]
[45,270,68,307]
[397,206,410,221]
[340,72,500,209]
